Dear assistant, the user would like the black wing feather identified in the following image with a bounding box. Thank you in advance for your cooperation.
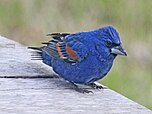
[29,33,78,63]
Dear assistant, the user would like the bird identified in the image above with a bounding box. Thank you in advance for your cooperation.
[29,26,127,93]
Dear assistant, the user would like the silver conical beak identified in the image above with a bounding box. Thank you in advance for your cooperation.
[111,45,127,56]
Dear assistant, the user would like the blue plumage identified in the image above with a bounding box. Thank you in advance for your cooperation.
[29,26,127,93]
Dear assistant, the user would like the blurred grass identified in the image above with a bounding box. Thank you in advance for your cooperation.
[0,0,152,110]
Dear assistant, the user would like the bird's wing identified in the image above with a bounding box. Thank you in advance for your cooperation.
[42,33,89,63]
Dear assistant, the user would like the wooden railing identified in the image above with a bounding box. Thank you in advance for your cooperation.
[0,36,151,114]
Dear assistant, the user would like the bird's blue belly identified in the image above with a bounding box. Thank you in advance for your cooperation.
[51,55,114,84]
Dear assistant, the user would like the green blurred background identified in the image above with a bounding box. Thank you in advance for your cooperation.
[0,0,152,110]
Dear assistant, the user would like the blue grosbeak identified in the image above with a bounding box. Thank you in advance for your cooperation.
[29,26,127,93]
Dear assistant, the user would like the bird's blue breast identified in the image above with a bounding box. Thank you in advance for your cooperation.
[51,54,115,84]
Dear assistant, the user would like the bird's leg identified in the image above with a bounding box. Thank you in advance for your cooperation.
[87,82,105,89]
[69,82,93,93]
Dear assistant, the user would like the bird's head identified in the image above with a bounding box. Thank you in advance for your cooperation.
[96,26,127,57]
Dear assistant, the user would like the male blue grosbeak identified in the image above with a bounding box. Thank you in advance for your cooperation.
[29,26,127,93]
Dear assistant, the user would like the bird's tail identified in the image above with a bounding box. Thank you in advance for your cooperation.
[28,46,43,60]
[28,46,52,66]
[28,47,42,51]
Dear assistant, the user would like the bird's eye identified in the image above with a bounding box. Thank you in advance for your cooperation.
[105,41,112,47]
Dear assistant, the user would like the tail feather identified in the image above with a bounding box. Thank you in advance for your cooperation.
[41,42,50,45]
[31,52,42,56]
[46,33,70,41]
[28,46,43,61]
[31,56,42,58]
[28,47,42,51]
[31,58,43,60]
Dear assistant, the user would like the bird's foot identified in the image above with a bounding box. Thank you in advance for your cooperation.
[75,87,93,93]
[70,81,93,93]
[87,83,104,89]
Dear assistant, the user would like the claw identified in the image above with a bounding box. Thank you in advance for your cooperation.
[69,81,93,93]
[75,88,93,93]
[87,83,104,89]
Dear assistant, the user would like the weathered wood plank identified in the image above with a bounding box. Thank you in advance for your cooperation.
[0,36,151,114]
[0,36,57,78]
[0,78,152,114]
